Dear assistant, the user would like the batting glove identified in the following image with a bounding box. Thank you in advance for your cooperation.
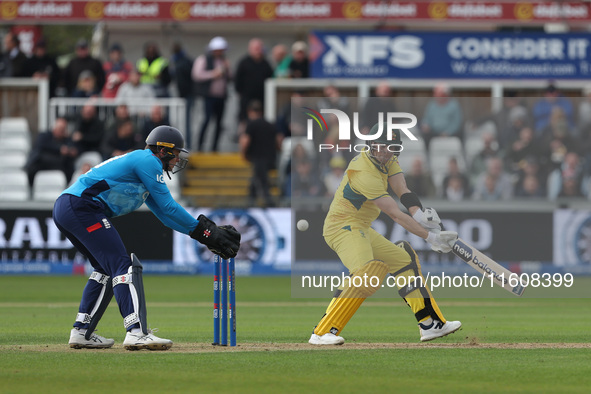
[426,230,458,253]
[413,207,442,232]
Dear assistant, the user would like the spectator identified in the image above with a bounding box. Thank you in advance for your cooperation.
[170,42,195,147]
[292,159,324,198]
[420,83,463,150]
[276,90,307,138]
[315,85,354,169]
[578,97,591,173]
[61,39,105,96]
[101,43,133,99]
[282,142,309,198]
[538,107,577,173]
[271,44,290,78]
[468,91,529,149]
[540,106,576,139]
[442,157,471,198]
[71,103,105,154]
[69,151,103,185]
[116,68,156,116]
[141,105,169,140]
[291,142,321,197]
[105,104,137,142]
[360,81,396,135]
[472,157,513,200]
[317,85,351,148]
[193,36,231,152]
[288,41,309,78]
[557,176,586,198]
[323,155,346,195]
[22,38,60,97]
[234,38,274,133]
[489,92,530,149]
[71,70,99,98]
[282,159,292,198]
[405,157,436,198]
[318,84,350,113]
[106,103,131,128]
[548,152,586,199]
[101,120,142,159]
[443,175,470,201]
[515,174,545,198]
[505,127,538,171]
[577,84,591,134]
[239,101,280,207]
[137,42,171,97]
[532,83,574,136]
[25,117,78,185]
[0,31,27,77]
[514,157,545,198]
[469,132,500,181]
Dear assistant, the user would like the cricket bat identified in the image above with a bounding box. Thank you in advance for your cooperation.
[451,238,525,296]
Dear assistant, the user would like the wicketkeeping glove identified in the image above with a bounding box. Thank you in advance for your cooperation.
[190,215,241,259]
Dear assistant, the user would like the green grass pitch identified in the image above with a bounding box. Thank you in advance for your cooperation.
[1,276,590,393]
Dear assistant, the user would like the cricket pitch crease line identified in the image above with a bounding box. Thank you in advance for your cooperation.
[3,342,591,353]
[0,301,549,308]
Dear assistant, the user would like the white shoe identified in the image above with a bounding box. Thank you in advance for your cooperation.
[419,320,462,342]
[309,333,345,345]
[69,328,114,349]
[123,330,173,351]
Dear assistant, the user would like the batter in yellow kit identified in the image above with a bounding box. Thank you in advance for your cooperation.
[309,123,462,345]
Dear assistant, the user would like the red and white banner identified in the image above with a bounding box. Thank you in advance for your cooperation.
[1,1,590,23]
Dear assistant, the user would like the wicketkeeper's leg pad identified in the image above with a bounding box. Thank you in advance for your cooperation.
[393,241,446,324]
[75,271,114,339]
[112,254,148,334]
[314,259,388,336]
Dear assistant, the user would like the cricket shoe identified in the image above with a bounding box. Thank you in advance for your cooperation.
[308,333,345,345]
[123,329,173,351]
[69,328,114,349]
[419,320,462,342]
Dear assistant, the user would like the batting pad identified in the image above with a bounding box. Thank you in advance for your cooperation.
[342,259,389,298]
[314,260,389,336]
[394,241,446,323]
[324,289,342,314]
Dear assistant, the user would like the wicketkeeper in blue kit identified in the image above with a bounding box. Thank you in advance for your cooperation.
[53,125,241,350]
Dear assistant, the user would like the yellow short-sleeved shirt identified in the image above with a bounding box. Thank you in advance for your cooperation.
[323,151,402,236]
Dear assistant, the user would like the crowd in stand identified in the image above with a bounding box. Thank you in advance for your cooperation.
[2,31,590,202]
[290,83,591,202]
[2,33,310,197]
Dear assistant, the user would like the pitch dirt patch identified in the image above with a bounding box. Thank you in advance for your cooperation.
[3,342,590,354]
[0,301,553,309]
[169,342,591,352]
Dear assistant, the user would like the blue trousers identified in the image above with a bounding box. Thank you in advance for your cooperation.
[53,194,138,331]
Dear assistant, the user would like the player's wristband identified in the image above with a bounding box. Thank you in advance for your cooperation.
[400,192,423,211]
